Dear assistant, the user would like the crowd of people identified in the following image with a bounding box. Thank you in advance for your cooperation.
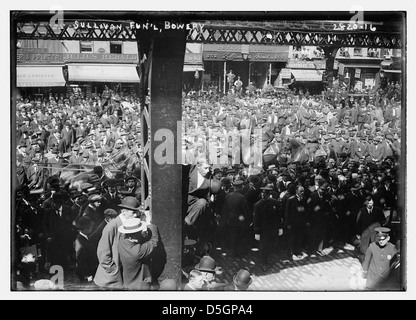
[182,81,402,290]
[13,87,156,290]
[13,76,403,291]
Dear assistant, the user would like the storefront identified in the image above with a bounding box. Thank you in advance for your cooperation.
[16,49,140,99]
[67,63,140,97]
[202,44,289,93]
[379,58,402,88]
[282,59,326,94]
[16,48,68,98]
[336,58,383,93]
[183,53,204,93]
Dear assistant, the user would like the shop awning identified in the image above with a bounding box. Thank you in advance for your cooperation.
[383,69,401,73]
[17,65,66,87]
[183,64,204,72]
[291,69,322,82]
[67,64,140,83]
[338,64,381,69]
[279,68,292,79]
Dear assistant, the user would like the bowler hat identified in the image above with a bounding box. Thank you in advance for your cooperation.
[233,269,253,289]
[103,208,119,218]
[118,196,141,211]
[125,175,138,182]
[195,256,219,273]
[106,179,118,187]
[75,216,94,230]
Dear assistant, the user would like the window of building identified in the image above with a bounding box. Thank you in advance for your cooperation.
[110,42,122,54]
[353,48,362,57]
[80,41,93,53]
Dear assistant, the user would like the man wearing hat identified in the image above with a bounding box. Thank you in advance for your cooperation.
[222,269,253,291]
[89,208,119,248]
[122,175,139,198]
[102,179,122,210]
[82,194,104,232]
[284,185,310,261]
[368,136,385,162]
[253,184,283,271]
[225,180,250,257]
[42,191,74,270]
[186,255,223,290]
[361,227,398,290]
[74,216,98,284]
[117,217,160,290]
[68,145,82,164]
[94,196,141,289]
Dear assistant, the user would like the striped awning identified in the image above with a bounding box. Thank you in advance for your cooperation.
[291,69,322,82]
[17,65,66,87]
[183,64,205,72]
[68,64,140,83]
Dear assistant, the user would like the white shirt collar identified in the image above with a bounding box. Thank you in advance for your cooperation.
[79,232,89,240]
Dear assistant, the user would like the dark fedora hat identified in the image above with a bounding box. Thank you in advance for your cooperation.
[233,269,253,289]
[75,216,94,230]
[106,179,118,187]
[118,196,141,211]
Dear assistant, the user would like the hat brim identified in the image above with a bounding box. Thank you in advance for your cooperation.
[194,263,220,274]
[118,222,147,234]
[118,204,141,211]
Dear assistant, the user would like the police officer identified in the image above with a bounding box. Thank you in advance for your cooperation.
[362,227,398,290]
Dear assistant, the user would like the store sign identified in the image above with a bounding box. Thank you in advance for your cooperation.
[355,68,361,78]
[286,60,326,69]
[17,48,48,53]
[204,44,242,52]
[203,44,289,62]
[17,53,139,64]
[184,53,202,64]
[203,51,288,62]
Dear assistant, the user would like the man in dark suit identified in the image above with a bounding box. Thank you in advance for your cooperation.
[74,216,99,285]
[253,184,283,271]
[226,180,250,257]
[89,208,119,249]
[42,192,74,269]
[307,181,334,256]
[82,194,104,232]
[221,269,253,291]
[284,185,309,260]
[102,178,122,210]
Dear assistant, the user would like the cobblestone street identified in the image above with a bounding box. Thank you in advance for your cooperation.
[210,243,367,291]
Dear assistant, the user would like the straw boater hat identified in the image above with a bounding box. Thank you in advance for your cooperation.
[118,218,147,234]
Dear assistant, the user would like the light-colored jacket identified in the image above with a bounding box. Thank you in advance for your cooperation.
[93,216,124,289]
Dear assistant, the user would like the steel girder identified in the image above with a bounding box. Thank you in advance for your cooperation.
[15,20,403,48]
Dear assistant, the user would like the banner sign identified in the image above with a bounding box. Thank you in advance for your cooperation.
[17,53,139,64]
